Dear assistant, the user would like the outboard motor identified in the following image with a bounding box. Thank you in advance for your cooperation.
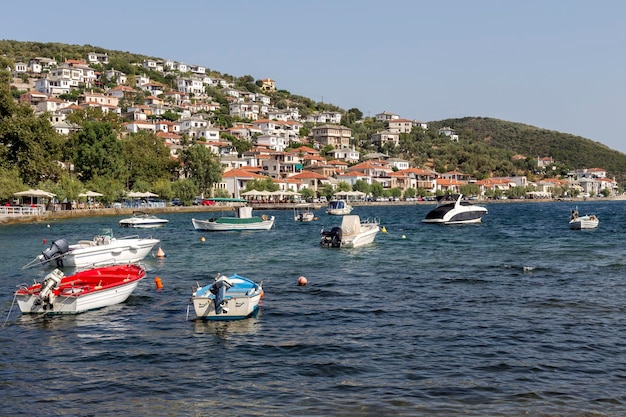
[209,275,233,314]
[39,239,70,267]
[320,226,343,248]
[33,269,64,311]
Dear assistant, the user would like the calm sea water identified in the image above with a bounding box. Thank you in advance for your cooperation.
[1,201,626,416]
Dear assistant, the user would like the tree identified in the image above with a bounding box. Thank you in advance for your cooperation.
[299,187,314,200]
[122,131,175,188]
[244,177,278,192]
[336,181,352,192]
[403,187,417,199]
[321,183,334,200]
[151,178,174,200]
[179,144,223,195]
[0,61,63,184]
[370,182,384,198]
[352,179,371,195]
[172,178,198,205]
[69,121,124,183]
[0,167,26,202]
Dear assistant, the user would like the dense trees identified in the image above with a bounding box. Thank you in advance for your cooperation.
[178,145,223,196]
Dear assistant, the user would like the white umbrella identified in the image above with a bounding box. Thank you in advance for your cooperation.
[242,189,263,196]
[14,189,56,205]
[78,191,103,197]
[14,189,56,198]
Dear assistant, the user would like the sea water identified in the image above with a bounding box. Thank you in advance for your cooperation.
[1,200,625,416]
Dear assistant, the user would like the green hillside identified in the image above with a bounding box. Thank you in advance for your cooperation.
[427,117,626,180]
[2,40,626,185]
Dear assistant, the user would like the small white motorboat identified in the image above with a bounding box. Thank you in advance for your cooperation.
[119,211,169,228]
[422,194,488,224]
[326,199,353,215]
[294,203,316,222]
[23,228,159,269]
[569,208,599,229]
[191,273,264,320]
[320,214,380,248]
[14,264,146,314]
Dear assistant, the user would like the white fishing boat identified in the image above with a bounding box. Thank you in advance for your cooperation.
[192,205,274,231]
[326,199,353,215]
[422,194,488,224]
[294,203,316,222]
[569,208,599,229]
[119,211,169,228]
[14,264,146,314]
[23,228,159,269]
[320,215,380,248]
[191,273,264,320]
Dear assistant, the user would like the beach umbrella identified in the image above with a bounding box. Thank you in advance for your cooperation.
[14,189,56,205]
[242,189,263,196]
[78,190,103,197]
[14,189,56,198]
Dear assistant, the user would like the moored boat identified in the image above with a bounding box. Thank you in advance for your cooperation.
[192,206,274,231]
[320,214,380,248]
[569,208,599,229]
[23,228,159,269]
[14,263,146,314]
[422,194,488,224]
[326,199,353,215]
[294,203,316,222]
[119,211,169,228]
[191,273,264,320]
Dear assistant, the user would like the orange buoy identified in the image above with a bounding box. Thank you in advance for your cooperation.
[154,277,163,290]
[156,247,166,258]
[297,276,308,286]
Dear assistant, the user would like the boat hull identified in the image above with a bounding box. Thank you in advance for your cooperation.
[320,215,380,248]
[192,274,263,320]
[63,238,160,268]
[191,217,274,231]
[15,264,146,314]
[326,200,353,215]
[422,195,488,224]
[119,220,169,228]
[569,217,599,229]
[342,224,380,248]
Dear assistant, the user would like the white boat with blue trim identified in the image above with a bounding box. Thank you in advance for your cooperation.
[191,273,264,320]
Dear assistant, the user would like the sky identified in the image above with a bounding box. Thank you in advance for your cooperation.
[2,0,625,153]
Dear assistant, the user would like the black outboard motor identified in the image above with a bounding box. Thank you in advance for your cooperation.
[320,226,343,248]
[209,276,233,314]
[39,239,70,267]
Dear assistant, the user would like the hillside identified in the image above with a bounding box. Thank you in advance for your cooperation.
[2,40,626,184]
[427,117,626,180]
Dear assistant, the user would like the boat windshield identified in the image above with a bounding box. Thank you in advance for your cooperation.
[98,228,114,238]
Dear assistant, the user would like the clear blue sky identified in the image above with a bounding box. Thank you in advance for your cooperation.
[2,0,625,153]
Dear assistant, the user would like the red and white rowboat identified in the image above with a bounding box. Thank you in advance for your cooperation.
[15,264,146,314]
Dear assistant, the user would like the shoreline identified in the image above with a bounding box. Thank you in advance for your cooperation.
[1,195,624,226]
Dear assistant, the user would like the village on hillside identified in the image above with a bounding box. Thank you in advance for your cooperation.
[9,52,619,201]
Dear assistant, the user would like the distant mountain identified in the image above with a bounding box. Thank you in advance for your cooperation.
[428,117,626,179]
